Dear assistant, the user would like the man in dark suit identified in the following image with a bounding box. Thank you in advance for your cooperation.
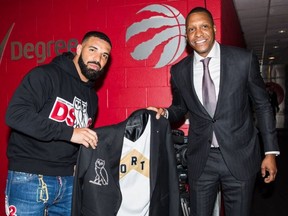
[148,7,279,216]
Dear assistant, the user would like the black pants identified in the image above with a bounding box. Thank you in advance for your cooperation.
[189,148,256,216]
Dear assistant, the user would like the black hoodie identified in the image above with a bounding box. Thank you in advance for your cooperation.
[6,52,98,176]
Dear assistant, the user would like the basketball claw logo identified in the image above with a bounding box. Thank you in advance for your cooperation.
[126,4,186,68]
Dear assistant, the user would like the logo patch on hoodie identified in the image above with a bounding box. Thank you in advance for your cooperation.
[49,96,92,128]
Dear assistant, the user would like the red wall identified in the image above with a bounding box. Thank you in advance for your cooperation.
[0,0,244,213]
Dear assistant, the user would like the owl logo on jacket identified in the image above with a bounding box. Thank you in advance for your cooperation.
[89,159,108,186]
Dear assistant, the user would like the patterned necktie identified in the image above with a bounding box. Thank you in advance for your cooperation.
[201,57,219,147]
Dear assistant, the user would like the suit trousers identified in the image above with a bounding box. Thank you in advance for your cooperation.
[189,148,256,216]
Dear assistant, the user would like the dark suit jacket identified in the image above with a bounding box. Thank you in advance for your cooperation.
[167,44,279,181]
[72,109,180,216]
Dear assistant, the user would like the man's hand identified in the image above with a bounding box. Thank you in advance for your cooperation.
[261,154,277,183]
[70,128,98,149]
[147,107,166,119]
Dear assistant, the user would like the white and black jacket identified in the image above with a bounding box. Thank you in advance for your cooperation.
[72,109,180,216]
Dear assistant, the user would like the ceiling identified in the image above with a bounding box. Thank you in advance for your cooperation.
[233,0,288,65]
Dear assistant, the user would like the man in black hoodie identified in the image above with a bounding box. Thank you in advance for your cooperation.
[5,31,112,216]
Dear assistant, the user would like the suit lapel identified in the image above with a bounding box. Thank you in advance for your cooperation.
[181,55,205,109]
[149,115,160,195]
[186,56,196,98]
[108,122,126,188]
[215,45,229,117]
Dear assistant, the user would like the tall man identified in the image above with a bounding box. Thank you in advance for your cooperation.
[5,31,112,216]
[148,7,279,216]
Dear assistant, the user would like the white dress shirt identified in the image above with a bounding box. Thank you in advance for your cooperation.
[193,41,220,104]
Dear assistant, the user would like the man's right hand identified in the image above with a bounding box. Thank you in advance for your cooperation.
[147,107,166,119]
[70,128,98,149]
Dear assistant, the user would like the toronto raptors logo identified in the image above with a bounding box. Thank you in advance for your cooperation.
[126,4,186,68]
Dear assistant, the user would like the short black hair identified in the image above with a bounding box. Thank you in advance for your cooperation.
[186,7,214,26]
[82,31,112,48]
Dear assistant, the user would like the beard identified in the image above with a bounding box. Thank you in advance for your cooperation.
[78,55,104,81]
